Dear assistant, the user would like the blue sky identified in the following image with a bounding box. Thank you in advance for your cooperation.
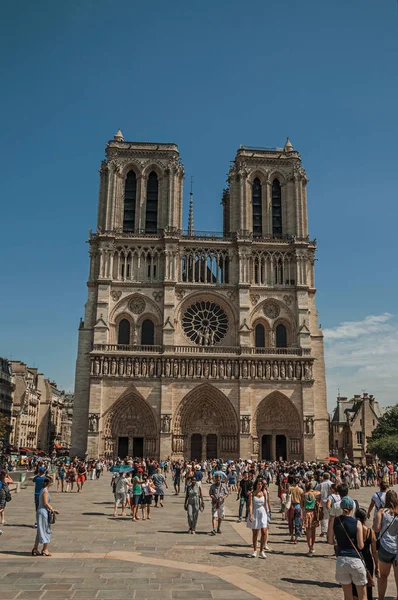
[1,1,397,409]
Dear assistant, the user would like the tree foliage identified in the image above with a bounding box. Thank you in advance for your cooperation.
[367,435,398,462]
[0,413,10,444]
[369,405,398,440]
[367,405,398,460]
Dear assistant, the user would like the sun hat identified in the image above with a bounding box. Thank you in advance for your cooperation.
[340,496,354,511]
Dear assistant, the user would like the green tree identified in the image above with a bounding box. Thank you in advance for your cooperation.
[0,413,11,444]
[367,405,398,460]
[369,405,398,440]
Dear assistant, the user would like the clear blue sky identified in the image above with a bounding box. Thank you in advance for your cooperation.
[1,1,397,408]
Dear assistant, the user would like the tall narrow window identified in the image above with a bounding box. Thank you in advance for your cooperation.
[118,319,130,345]
[275,323,287,348]
[255,324,265,348]
[141,319,155,345]
[272,179,282,237]
[123,171,136,232]
[145,172,158,233]
[252,178,262,236]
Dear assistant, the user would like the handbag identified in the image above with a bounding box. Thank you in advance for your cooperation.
[48,510,56,525]
[338,517,374,587]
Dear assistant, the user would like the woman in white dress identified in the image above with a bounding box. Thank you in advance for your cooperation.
[247,477,268,559]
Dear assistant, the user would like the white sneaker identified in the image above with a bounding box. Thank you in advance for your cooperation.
[259,551,267,559]
[250,551,257,558]
[264,545,271,551]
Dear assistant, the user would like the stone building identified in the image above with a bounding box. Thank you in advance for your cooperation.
[71,131,329,461]
[37,380,65,453]
[0,358,13,446]
[60,393,74,450]
[330,393,383,462]
[10,362,41,449]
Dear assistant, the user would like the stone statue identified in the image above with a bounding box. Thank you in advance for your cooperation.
[280,362,286,379]
[219,361,225,378]
[118,359,124,376]
[304,363,312,380]
[89,413,99,433]
[226,361,232,377]
[204,361,209,378]
[296,362,302,379]
[103,358,109,375]
[149,359,155,377]
[181,360,186,377]
[161,414,171,433]
[173,360,179,378]
[165,360,171,377]
[142,359,147,377]
[212,360,217,378]
[242,361,248,378]
[265,362,271,379]
[111,358,117,375]
[287,362,293,379]
[126,359,132,376]
[273,362,279,379]
[93,358,100,376]
[188,360,194,377]
[134,359,140,377]
[196,361,202,377]
[257,362,263,378]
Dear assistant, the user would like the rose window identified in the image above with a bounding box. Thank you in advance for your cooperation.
[182,301,228,346]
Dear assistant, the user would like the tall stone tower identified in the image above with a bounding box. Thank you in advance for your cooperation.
[71,132,329,462]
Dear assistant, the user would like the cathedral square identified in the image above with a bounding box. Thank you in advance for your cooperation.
[71,131,329,462]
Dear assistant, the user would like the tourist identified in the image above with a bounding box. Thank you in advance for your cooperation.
[227,466,237,492]
[56,462,66,493]
[0,471,12,528]
[247,476,268,559]
[287,477,304,541]
[328,496,366,600]
[193,464,204,487]
[76,460,87,492]
[237,470,253,522]
[303,480,321,556]
[31,477,58,557]
[373,489,398,600]
[366,481,388,520]
[131,468,144,521]
[141,474,154,520]
[173,462,181,495]
[152,467,168,507]
[317,472,333,537]
[32,466,47,527]
[209,474,229,535]
[184,475,204,534]
[352,508,379,600]
[113,472,131,518]
[66,463,76,492]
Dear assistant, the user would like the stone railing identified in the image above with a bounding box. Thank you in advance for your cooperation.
[90,354,314,382]
[92,344,310,356]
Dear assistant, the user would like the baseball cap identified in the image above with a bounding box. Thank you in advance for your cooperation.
[340,496,354,511]
[137,468,143,473]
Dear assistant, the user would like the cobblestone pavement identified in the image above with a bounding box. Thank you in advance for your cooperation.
[1,474,397,600]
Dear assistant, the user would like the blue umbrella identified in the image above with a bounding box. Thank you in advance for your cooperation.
[109,465,134,473]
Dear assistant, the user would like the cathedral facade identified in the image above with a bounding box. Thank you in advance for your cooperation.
[71,130,329,462]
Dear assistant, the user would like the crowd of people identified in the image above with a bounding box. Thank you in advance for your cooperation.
[0,454,397,600]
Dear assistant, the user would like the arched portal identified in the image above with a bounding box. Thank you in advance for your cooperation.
[172,384,239,460]
[253,391,302,461]
[102,388,158,459]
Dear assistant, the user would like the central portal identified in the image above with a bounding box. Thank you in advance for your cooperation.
[191,433,202,461]
[261,435,272,460]
[276,434,287,461]
[133,437,144,458]
[206,434,217,459]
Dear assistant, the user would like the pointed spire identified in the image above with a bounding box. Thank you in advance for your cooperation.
[114,128,124,142]
[284,137,294,152]
[188,176,194,236]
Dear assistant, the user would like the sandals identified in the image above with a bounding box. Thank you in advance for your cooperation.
[41,550,52,557]
[31,549,40,556]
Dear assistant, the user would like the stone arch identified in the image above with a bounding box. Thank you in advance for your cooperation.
[101,386,158,458]
[172,384,239,459]
[118,161,143,178]
[253,391,302,461]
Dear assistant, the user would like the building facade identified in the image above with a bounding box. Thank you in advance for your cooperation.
[10,362,41,449]
[331,393,383,462]
[0,358,13,446]
[72,131,329,462]
[60,392,74,450]
[37,380,65,453]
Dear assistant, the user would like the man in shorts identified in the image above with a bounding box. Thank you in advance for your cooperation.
[76,461,87,492]
[113,473,132,517]
[209,474,229,535]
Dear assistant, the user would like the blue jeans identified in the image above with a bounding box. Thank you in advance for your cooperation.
[239,496,249,519]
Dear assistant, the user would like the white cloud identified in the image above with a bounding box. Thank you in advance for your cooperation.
[324,313,398,410]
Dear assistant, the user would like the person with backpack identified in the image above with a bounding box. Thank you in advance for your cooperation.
[367,481,388,521]
[373,489,398,600]
[303,480,321,556]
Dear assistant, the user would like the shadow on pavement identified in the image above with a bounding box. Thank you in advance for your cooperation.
[282,577,339,588]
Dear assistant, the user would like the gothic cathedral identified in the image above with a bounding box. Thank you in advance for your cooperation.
[71,130,329,462]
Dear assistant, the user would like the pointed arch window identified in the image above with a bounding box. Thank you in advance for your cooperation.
[123,171,137,232]
[145,172,158,233]
[141,319,155,345]
[275,323,287,348]
[255,323,265,348]
[272,179,282,237]
[118,319,130,345]
[252,178,262,236]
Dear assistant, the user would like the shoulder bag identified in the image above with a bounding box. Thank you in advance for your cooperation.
[338,517,374,587]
